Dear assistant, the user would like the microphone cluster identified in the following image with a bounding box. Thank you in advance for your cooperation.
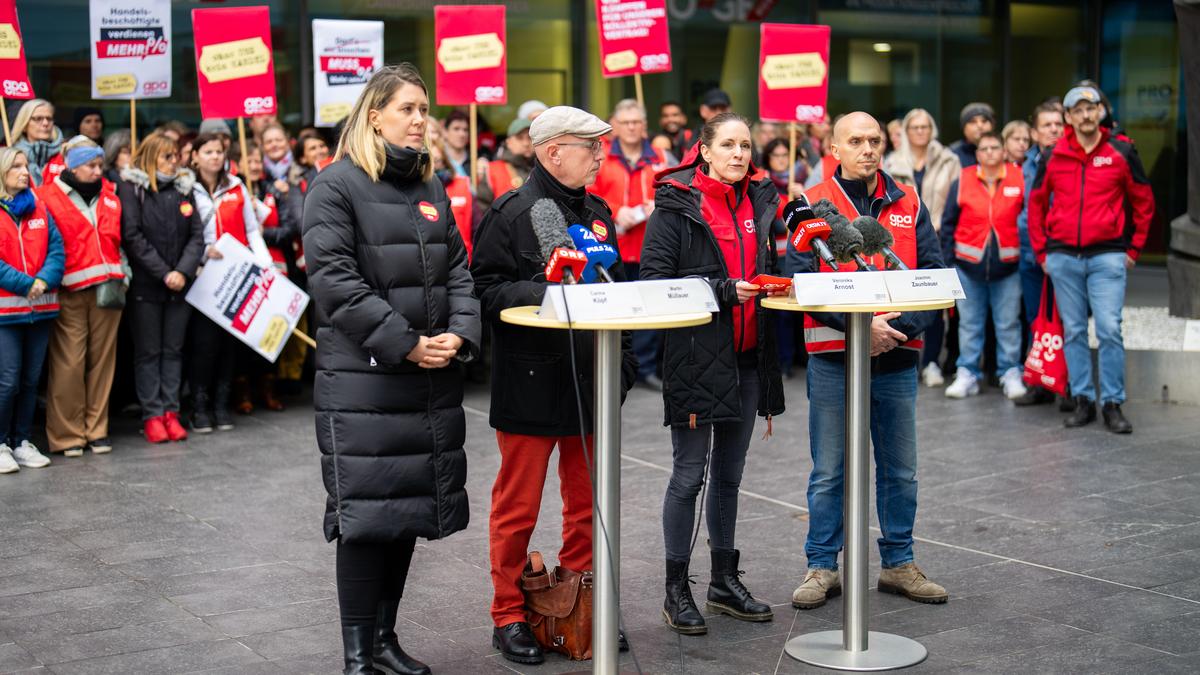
[783,197,909,271]
[531,198,618,284]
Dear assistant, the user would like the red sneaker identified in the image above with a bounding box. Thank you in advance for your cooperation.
[144,416,169,444]
[162,411,188,441]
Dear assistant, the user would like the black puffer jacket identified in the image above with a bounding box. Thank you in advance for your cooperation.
[116,168,204,303]
[302,149,481,544]
[471,161,636,436]
[641,163,785,427]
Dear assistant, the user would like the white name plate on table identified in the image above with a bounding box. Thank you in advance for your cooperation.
[539,278,717,322]
[882,269,966,302]
[793,271,890,306]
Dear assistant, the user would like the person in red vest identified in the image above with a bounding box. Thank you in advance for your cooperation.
[588,98,670,387]
[11,99,66,187]
[787,112,948,610]
[939,131,1028,401]
[429,135,475,260]
[476,117,534,209]
[37,138,126,457]
[0,147,62,474]
[188,131,272,433]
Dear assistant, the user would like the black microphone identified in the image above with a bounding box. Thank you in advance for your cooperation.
[782,199,839,271]
[827,217,876,270]
[851,216,909,270]
[531,198,579,284]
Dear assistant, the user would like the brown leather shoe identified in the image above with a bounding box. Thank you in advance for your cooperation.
[259,374,285,412]
[792,568,841,609]
[877,563,947,604]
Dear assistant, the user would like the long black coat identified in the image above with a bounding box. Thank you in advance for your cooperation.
[116,168,204,303]
[640,164,785,427]
[302,155,481,544]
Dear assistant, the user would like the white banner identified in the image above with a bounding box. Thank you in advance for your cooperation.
[312,19,384,128]
[185,235,310,363]
[89,0,172,99]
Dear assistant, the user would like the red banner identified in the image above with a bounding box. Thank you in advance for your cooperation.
[758,23,831,124]
[0,0,33,99]
[595,0,671,78]
[192,6,277,118]
[434,5,506,106]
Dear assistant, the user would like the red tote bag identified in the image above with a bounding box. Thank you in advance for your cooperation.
[1023,278,1069,396]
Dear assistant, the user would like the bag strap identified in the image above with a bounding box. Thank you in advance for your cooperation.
[1040,277,1056,322]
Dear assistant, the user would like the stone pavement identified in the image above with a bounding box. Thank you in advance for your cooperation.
[2,374,1200,674]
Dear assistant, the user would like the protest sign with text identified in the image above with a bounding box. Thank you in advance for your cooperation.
[595,0,672,78]
[433,5,506,106]
[758,23,831,124]
[312,19,382,127]
[192,6,277,118]
[0,0,33,100]
[90,0,172,99]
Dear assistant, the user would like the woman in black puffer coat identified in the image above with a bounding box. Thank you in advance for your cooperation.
[302,64,480,675]
[641,112,786,638]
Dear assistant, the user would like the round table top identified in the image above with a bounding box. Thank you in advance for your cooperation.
[761,297,956,313]
[499,305,713,331]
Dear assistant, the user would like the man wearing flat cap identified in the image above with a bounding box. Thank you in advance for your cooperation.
[471,106,637,664]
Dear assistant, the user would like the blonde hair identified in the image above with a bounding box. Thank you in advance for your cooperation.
[1001,119,1031,143]
[11,99,54,142]
[336,63,432,182]
[0,147,27,200]
[62,135,99,154]
[131,131,179,193]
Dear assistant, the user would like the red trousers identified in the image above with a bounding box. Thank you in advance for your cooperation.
[489,431,594,627]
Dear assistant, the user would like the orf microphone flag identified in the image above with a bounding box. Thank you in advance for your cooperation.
[568,224,617,283]
[544,248,587,284]
[783,199,839,271]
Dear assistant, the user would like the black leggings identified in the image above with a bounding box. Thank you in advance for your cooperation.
[336,538,417,628]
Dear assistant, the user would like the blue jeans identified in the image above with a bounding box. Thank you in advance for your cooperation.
[624,262,660,379]
[955,269,1023,378]
[1044,252,1127,404]
[805,357,919,570]
[1018,251,1044,344]
[0,320,52,446]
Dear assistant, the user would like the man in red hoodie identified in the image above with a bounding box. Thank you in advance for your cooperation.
[1027,85,1154,433]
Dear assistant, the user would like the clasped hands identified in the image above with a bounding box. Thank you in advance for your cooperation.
[406,333,464,369]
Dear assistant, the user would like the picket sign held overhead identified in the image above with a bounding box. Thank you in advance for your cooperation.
[192,6,277,119]
[89,0,172,100]
[312,19,383,128]
[594,0,671,111]
[0,0,33,145]
[759,23,831,190]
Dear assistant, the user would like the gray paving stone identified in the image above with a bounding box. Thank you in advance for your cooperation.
[0,642,39,673]
[45,638,264,675]
[202,600,341,639]
[14,617,225,665]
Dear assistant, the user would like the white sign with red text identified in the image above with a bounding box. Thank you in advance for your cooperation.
[312,19,383,127]
[89,0,171,99]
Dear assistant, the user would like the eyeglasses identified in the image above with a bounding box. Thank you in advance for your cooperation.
[558,140,604,154]
[908,124,932,132]
[30,115,53,124]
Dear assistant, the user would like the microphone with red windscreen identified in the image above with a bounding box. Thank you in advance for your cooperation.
[531,198,585,284]
[782,199,840,271]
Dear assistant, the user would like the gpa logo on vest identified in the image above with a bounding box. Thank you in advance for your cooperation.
[743,218,755,234]
[1003,186,1022,198]
[102,197,119,210]
[591,220,608,241]
[1093,155,1113,168]
[889,213,914,228]
[418,201,439,222]
[26,218,46,230]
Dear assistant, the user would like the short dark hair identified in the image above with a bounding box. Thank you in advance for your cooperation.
[699,111,750,148]
[976,130,1002,146]
[444,110,469,128]
[660,101,683,113]
[1031,102,1063,126]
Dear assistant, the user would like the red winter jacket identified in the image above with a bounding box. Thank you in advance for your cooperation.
[1027,126,1154,263]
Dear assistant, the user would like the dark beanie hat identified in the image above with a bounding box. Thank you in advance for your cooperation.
[73,106,104,130]
[959,102,995,129]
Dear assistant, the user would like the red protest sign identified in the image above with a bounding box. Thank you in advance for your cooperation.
[595,0,671,78]
[0,0,34,99]
[192,6,277,118]
[434,5,506,106]
[758,24,831,124]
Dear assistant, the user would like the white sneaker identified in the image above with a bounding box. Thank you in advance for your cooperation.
[0,445,18,474]
[921,362,945,387]
[945,368,980,399]
[1001,368,1028,400]
[13,440,50,468]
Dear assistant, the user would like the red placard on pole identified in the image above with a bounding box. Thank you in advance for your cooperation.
[0,0,34,101]
[758,23,830,124]
[595,0,671,78]
[434,5,506,106]
[192,6,277,119]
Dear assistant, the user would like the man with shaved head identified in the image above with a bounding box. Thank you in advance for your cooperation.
[786,111,948,610]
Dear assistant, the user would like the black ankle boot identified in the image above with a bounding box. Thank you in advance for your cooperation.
[1102,402,1133,434]
[374,601,431,675]
[341,625,381,675]
[706,549,773,622]
[1064,396,1096,428]
[663,559,706,635]
[492,622,543,665]
[190,387,213,433]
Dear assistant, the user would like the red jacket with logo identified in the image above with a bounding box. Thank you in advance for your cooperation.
[692,165,759,352]
[37,180,124,291]
[587,141,667,264]
[1027,125,1154,263]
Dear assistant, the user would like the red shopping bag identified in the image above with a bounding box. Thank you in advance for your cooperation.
[1023,278,1069,396]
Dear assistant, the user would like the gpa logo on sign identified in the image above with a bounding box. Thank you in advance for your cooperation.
[143,81,169,95]
[639,53,670,71]
[243,96,275,115]
[1093,155,1113,168]
[796,104,825,122]
[418,201,439,222]
[3,80,30,97]
[26,218,45,230]
[889,213,914,228]
[1003,186,1021,198]
[474,86,504,104]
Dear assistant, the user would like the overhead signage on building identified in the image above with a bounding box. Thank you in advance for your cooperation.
[312,19,383,127]
[758,23,831,124]
[433,5,506,106]
[0,0,33,100]
[89,0,172,100]
[595,0,672,78]
[192,6,277,118]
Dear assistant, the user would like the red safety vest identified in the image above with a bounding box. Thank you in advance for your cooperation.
[37,180,123,291]
[0,200,58,317]
[259,193,288,272]
[41,154,65,186]
[802,173,924,355]
[487,160,521,198]
[588,146,667,264]
[953,165,1023,264]
[693,167,759,352]
[213,183,250,246]
[445,175,474,261]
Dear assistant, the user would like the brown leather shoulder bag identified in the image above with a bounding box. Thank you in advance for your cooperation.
[520,551,593,660]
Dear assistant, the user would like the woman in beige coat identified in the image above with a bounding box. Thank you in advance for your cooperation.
[884,108,960,388]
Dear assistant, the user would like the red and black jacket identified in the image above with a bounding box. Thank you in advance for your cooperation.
[1027,125,1155,263]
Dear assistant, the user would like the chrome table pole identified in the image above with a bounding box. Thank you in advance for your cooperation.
[591,329,623,674]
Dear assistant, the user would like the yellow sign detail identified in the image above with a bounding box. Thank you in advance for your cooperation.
[761,53,827,90]
[0,23,21,60]
[436,33,503,73]
[604,50,637,73]
[318,103,351,125]
[198,37,271,84]
[259,315,289,355]
[95,73,137,96]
